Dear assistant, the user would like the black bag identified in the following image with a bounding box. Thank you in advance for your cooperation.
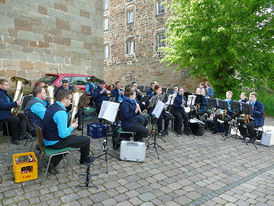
[190,122,205,136]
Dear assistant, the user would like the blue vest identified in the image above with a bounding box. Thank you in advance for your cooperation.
[25,98,44,129]
[42,103,64,142]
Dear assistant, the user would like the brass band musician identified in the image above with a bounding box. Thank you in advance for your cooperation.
[238,92,264,143]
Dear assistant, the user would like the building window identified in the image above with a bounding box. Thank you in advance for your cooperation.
[104,45,109,59]
[127,10,134,24]
[156,32,165,51]
[104,0,109,10]
[126,0,133,2]
[126,39,135,54]
[104,19,109,31]
[156,1,165,15]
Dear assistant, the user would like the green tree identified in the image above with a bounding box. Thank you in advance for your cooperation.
[162,0,273,96]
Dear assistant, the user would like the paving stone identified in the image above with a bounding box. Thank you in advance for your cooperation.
[61,193,80,203]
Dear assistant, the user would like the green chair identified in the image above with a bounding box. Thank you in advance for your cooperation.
[114,128,135,150]
[34,125,75,181]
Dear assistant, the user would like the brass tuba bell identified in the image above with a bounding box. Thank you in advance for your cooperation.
[11,76,29,115]
[70,89,84,125]
[45,84,56,105]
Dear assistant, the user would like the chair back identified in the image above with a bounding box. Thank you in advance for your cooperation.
[23,113,32,134]
[34,125,44,151]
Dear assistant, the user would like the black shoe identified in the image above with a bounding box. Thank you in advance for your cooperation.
[48,167,59,175]
[184,129,191,135]
[162,130,168,136]
[175,130,182,135]
[248,139,255,143]
[10,139,20,145]
[80,155,96,165]
[211,130,218,134]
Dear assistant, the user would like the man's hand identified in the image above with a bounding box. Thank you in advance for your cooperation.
[16,101,22,106]
[71,120,78,129]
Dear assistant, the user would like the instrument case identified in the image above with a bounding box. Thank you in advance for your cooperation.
[120,141,146,162]
[261,130,274,146]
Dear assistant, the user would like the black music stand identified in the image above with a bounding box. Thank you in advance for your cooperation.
[223,101,241,141]
[145,102,165,159]
[218,100,228,111]
[241,103,257,148]
[208,98,217,109]
[93,101,120,174]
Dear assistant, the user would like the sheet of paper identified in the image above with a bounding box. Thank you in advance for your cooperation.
[98,101,109,119]
[102,101,120,122]
[152,101,165,119]
[187,95,196,107]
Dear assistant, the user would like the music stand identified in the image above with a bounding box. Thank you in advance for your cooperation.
[242,103,252,116]
[207,98,217,109]
[145,101,165,159]
[224,101,241,141]
[94,101,120,174]
[218,100,228,110]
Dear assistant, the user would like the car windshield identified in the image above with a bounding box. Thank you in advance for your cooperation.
[39,75,58,84]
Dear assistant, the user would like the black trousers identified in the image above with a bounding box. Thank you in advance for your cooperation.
[213,114,232,134]
[136,114,149,127]
[238,120,256,140]
[173,110,189,132]
[1,113,26,140]
[47,135,90,167]
[123,117,149,141]
[157,111,170,132]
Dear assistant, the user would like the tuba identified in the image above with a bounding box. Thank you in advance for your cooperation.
[45,84,56,105]
[11,76,29,115]
[70,89,84,125]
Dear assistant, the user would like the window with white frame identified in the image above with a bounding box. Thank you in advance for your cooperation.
[104,19,109,31]
[104,0,109,10]
[126,39,135,54]
[156,32,165,51]
[127,10,134,24]
[156,1,165,15]
[104,45,109,59]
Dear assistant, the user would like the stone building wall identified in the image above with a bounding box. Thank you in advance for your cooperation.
[104,0,201,91]
[0,0,104,83]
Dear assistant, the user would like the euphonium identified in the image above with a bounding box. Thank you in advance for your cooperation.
[45,84,56,105]
[70,89,84,125]
[11,76,29,115]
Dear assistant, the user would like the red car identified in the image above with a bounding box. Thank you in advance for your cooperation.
[35,74,100,91]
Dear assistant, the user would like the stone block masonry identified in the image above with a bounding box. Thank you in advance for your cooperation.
[0,0,104,83]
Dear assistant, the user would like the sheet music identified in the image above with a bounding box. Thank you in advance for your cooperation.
[187,95,196,107]
[98,101,109,119]
[98,100,120,122]
[152,101,165,118]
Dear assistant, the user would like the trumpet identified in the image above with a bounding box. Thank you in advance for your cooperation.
[45,84,56,105]
[11,76,29,115]
[70,89,84,125]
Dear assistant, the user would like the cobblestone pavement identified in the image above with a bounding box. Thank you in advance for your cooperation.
[0,117,274,206]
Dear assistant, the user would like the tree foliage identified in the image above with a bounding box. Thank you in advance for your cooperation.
[162,0,273,96]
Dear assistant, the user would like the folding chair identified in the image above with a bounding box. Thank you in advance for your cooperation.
[34,125,74,181]
[23,114,37,150]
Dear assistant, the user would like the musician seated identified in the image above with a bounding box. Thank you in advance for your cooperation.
[188,88,208,120]
[146,82,157,98]
[172,88,191,135]
[171,85,179,95]
[119,86,149,141]
[212,91,235,136]
[92,80,109,113]
[0,79,29,145]
[111,81,124,103]
[148,85,170,136]
[239,92,248,103]
[132,81,146,111]
[205,82,214,97]
[238,92,264,143]
[54,79,74,98]
[24,86,47,133]
[42,89,93,174]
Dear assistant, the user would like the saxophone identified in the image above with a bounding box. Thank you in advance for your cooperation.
[222,109,227,120]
